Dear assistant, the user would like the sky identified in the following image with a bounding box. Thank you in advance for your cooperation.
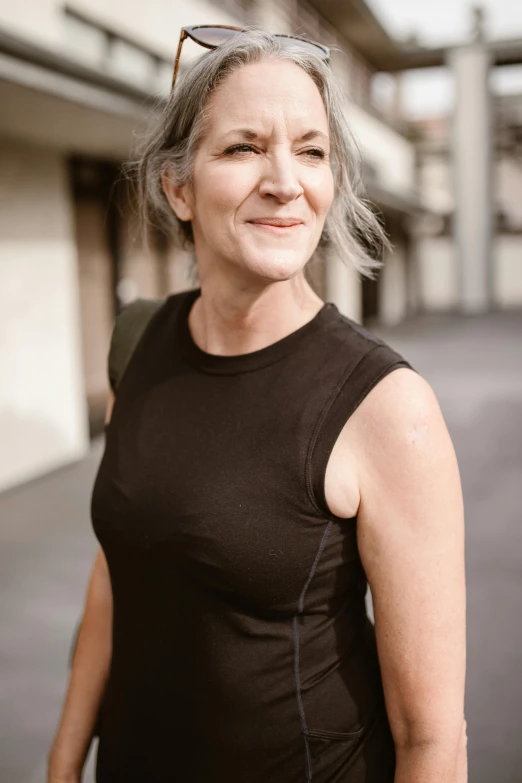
[366,0,522,118]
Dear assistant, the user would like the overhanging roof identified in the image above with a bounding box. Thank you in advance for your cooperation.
[489,38,522,68]
[313,0,411,70]
[307,0,522,71]
[365,180,423,217]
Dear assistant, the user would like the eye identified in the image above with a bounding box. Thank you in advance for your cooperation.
[224,143,258,155]
[302,147,327,159]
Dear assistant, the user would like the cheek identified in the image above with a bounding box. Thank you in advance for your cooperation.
[304,168,335,218]
[192,164,257,222]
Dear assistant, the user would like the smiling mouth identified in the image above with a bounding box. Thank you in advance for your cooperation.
[248,218,303,227]
[247,219,304,233]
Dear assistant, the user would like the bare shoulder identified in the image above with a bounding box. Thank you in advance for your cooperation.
[352,365,443,445]
[355,363,462,518]
[324,367,452,519]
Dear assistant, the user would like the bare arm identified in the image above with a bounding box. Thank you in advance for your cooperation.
[47,391,115,782]
[353,369,467,782]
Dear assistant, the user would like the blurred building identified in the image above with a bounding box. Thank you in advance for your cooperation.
[1,0,520,491]
[0,0,241,491]
[412,90,522,313]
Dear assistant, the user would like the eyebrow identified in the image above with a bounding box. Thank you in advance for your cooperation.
[221,128,329,142]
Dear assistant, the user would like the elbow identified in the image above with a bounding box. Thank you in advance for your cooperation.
[394,720,468,782]
[393,716,467,752]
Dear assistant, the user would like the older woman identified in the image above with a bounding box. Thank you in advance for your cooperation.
[48,27,467,783]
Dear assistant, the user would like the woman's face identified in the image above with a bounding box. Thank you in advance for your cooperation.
[166,59,335,284]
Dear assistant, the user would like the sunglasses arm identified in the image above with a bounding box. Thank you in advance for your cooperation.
[171,29,188,91]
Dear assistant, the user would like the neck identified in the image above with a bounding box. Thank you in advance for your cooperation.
[188,275,324,357]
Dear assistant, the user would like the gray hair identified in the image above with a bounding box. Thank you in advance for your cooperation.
[129,27,388,278]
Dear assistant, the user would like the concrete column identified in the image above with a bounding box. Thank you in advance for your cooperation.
[379,244,408,326]
[447,42,493,312]
[325,251,362,322]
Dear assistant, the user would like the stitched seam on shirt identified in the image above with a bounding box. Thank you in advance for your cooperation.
[292,521,333,782]
[304,344,382,518]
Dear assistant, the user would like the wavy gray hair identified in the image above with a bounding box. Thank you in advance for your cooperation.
[130,27,387,278]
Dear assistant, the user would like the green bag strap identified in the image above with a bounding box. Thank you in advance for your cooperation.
[108,297,165,393]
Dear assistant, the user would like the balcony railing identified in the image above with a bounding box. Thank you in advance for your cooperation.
[62,6,174,96]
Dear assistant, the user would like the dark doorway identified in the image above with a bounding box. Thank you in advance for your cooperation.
[68,156,123,437]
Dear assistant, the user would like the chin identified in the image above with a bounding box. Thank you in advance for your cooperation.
[241,249,310,282]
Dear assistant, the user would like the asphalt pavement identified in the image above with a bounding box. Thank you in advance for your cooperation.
[1,308,521,783]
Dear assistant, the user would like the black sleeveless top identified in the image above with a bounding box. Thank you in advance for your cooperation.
[92,288,415,783]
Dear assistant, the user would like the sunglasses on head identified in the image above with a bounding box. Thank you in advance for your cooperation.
[171,25,330,93]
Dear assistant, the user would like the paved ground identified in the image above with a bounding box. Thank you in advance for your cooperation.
[373,310,522,783]
[1,309,521,783]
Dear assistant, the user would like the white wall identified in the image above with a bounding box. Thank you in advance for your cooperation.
[379,242,408,326]
[251,0,292,34]
[416,234,522,311]
[167,247,198,294]
[0,139,88,492]
[348,103,417,198]
[0,0,61,47]
[325,250,362,323]
[419,153,454,215]
[416,236,458,311]
[494,235,522,308]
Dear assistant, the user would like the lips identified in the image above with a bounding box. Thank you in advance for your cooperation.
[248,217,304,227]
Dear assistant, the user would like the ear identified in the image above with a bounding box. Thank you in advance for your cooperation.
[161,165,194,222]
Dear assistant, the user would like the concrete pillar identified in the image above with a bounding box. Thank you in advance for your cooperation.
[325,251,362,322]
[447,42,493,312]
[390,73,405,128]
[379,244,408,326]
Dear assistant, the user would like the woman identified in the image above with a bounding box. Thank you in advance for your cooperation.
[48,27,467,783]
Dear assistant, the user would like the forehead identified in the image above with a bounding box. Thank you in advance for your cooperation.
[204,60,329,134]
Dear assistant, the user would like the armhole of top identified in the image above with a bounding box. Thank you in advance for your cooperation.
[306,343,416,520]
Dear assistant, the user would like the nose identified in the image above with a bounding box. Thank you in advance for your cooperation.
[258,149,304,203]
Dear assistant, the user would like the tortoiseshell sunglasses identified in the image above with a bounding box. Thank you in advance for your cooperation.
[171,25,330,92]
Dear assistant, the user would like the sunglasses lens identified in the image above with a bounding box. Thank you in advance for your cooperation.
[184,27,329,63]
[190,27,241,47]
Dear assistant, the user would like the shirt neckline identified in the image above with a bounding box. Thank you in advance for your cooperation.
[176,288,335,375]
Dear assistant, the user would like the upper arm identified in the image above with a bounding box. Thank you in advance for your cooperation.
[353,368,466,748]
[104,388,115,429]
[86,389,115,607]
[85,545,113,615]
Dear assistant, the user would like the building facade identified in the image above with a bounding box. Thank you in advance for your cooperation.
[411,90,522,313]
